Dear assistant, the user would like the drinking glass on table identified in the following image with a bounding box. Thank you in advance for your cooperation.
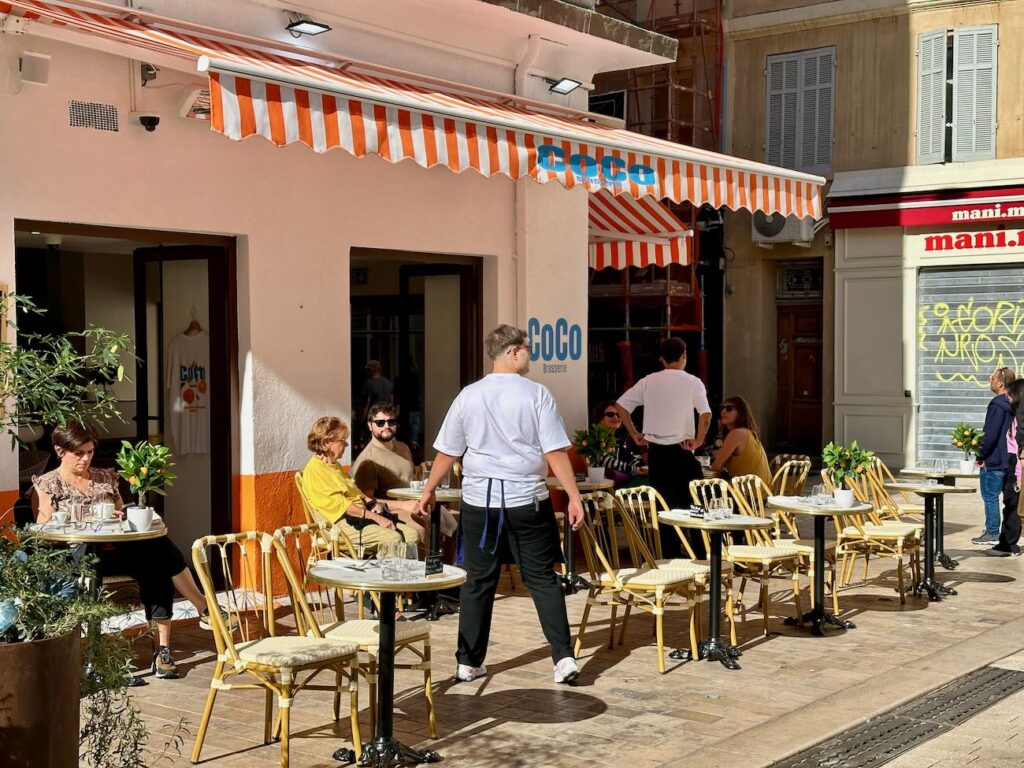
[379,542,404,581]
[399,541,421,576]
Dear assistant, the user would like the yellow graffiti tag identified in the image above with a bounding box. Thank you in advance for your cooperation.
[918,298,1024,387]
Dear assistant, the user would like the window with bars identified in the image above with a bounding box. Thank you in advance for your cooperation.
[764,46,834,176]
[917,25,998,164]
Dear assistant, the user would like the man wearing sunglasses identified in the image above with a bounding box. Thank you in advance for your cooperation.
[615,337,711,557]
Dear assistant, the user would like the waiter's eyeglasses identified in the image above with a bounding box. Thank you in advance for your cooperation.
[372,418,399,427]
[604,411,620,418]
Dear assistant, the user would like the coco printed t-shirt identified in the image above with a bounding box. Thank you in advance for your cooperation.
[166,331,210,455]
[433,373,570,508]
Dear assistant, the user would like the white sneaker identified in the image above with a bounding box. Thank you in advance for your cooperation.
[553,657,580,684]
[455,663,487,682]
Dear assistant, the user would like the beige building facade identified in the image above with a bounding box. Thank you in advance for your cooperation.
[723,0,1024,464]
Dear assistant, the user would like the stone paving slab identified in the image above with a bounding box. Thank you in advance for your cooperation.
[126,486,1024,767]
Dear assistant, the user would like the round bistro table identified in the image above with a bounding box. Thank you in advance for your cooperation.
[899,467,979,570]
[31,515,169,544]
[884,483,975,601]
[309,558,466,767]
[766,496,873,635]
[546,477,614,594]
[657,510,774,670]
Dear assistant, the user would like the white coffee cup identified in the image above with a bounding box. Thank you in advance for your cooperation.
[92,501,116,521]
[409,480,425,491]
[126,506,154,532]
[52,509,69,525]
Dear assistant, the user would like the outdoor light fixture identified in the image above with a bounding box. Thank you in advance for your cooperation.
[546,77,583,95]
[286,18,331,37]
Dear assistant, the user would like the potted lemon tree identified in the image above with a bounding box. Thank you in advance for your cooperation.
[115,440,176,533]
[822,440,874,508]
[951,424,982,474]
[573,422,617,483]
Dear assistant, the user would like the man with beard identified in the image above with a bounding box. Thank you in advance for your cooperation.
[353,402,415,497]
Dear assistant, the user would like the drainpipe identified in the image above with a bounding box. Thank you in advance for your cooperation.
[513,36,542,326]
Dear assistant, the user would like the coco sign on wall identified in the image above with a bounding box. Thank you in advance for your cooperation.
[528,317,582,374]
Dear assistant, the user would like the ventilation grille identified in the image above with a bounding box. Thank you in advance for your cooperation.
[68,100,119,132]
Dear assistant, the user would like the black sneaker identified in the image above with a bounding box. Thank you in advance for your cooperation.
[971,532,998,545]
[984,547,1012,557]
[152,646,179,679]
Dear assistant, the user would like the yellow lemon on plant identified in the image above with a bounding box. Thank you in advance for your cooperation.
[140,467,149,476]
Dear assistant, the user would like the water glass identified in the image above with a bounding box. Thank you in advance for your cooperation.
[69,500,86,523]
[379,542,404,581]
[398,541,421,577]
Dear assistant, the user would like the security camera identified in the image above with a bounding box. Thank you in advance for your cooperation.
[138,113,160,132]
[43,234,62,251]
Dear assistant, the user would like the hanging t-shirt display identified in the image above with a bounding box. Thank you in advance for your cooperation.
[166,331,210,455]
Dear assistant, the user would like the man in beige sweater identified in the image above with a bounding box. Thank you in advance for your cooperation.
[352,401,415,497]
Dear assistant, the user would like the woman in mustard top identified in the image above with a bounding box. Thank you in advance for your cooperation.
[710,396,772,485]
[301,416,421,551]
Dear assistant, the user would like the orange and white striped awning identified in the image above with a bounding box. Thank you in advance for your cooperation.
[589,190,691,270]
[1,0,825,218]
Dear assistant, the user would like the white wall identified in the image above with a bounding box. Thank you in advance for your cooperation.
[0,30,591,491]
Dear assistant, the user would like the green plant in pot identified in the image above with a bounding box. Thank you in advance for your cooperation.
[116,440,176,533]
[822,440,874,508]
[951,423,982,473]
[0,294,185,767]
[573,422,617,482]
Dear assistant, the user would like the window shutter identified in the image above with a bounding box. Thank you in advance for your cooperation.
[953,25,997,161]
[799,48,833,173]
[766,54,799,168]
[917,30,947,165]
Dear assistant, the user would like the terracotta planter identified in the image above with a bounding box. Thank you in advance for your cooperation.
[0,630,81,767]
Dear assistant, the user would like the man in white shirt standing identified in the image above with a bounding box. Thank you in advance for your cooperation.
[615,337,711,557]
[417,325,584,685]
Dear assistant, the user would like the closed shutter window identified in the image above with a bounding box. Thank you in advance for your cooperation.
[765,47,834,175]
[916,267,1024,462]
[916,30,947,165]
[953,25,998,162]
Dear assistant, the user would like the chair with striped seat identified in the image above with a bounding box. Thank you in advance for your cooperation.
[574,491,698,673]
[269,525,437,739]
[190,531,362,768]
[690,478,804,636]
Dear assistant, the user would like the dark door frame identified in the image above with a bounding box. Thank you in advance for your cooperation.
[133,244,236,538]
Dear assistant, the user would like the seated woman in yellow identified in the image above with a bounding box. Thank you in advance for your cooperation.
[302,416,421,552]
[710,396,772,485]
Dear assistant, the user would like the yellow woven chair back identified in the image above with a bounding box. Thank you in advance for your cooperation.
[268,523,343,636]
[191,531,273,663]
[689,477,731,508]
[771,459,812,496]
[614,486,663,560]
[821,468,876,531]
[578,491,655,579]
[729,474,776,546]
[771,453,812,470]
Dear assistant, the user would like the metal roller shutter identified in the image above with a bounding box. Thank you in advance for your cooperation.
[917,266,1024,462]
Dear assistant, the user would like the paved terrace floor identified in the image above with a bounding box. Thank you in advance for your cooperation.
[128,485,1024,768]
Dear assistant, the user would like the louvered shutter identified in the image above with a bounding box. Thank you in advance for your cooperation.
[953,25,997,161]
[766,54,799,168]
[916,30,947,165]
[799,48,833,173]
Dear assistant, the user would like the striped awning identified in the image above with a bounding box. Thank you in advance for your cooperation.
[2,0,825,218]
[589,190,691,270]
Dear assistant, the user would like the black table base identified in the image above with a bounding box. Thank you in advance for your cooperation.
[914,495,956,601]
[333,738,440,767]
[787,516,855,636]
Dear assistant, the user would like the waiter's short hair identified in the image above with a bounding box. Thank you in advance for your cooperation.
[307,416,349,454]
[485,324,528,360]
[660,337,687,364]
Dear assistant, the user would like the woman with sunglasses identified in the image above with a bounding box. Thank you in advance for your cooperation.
[710,396,771,484]
[590,400,644,486]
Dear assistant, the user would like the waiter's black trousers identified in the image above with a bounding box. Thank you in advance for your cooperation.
[648,442,704,558]
[457,498,572,666]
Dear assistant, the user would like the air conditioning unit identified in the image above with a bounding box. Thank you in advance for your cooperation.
[751,212,814,248]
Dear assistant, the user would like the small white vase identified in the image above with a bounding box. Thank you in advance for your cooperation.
[833,488,855,508]
[959,459,976,474]
[126,505,154,532]
[587,466,606,483]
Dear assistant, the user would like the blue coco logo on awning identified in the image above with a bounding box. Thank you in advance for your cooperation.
[528,317,582,374]
[537,144,655,187]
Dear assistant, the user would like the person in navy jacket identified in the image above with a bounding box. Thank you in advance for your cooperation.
[974,367,1016,545]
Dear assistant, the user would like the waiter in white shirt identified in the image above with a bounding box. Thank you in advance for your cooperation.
[615,337,712,557]
[417,325,584,686]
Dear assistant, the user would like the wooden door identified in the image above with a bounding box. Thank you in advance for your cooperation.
[776,304,822,449]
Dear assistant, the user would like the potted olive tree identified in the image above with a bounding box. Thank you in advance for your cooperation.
[0,294,185,767]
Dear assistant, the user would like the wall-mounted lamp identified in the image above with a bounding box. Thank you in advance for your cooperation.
[545,77,582,95]
[286,15,331,37]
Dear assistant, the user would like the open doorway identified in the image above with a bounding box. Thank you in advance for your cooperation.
[13,222,236,555]
[350,249,482,462]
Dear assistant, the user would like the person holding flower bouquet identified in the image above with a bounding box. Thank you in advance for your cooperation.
[973,367,1016,545]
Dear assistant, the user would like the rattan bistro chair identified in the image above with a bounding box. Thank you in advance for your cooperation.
[270,525,437,739]
[690,478,804,635]
[574,491,698,673]
[190,532,362,767]
[770,459,812,501]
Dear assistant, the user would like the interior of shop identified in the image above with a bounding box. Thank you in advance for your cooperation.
[12,224,233,556]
